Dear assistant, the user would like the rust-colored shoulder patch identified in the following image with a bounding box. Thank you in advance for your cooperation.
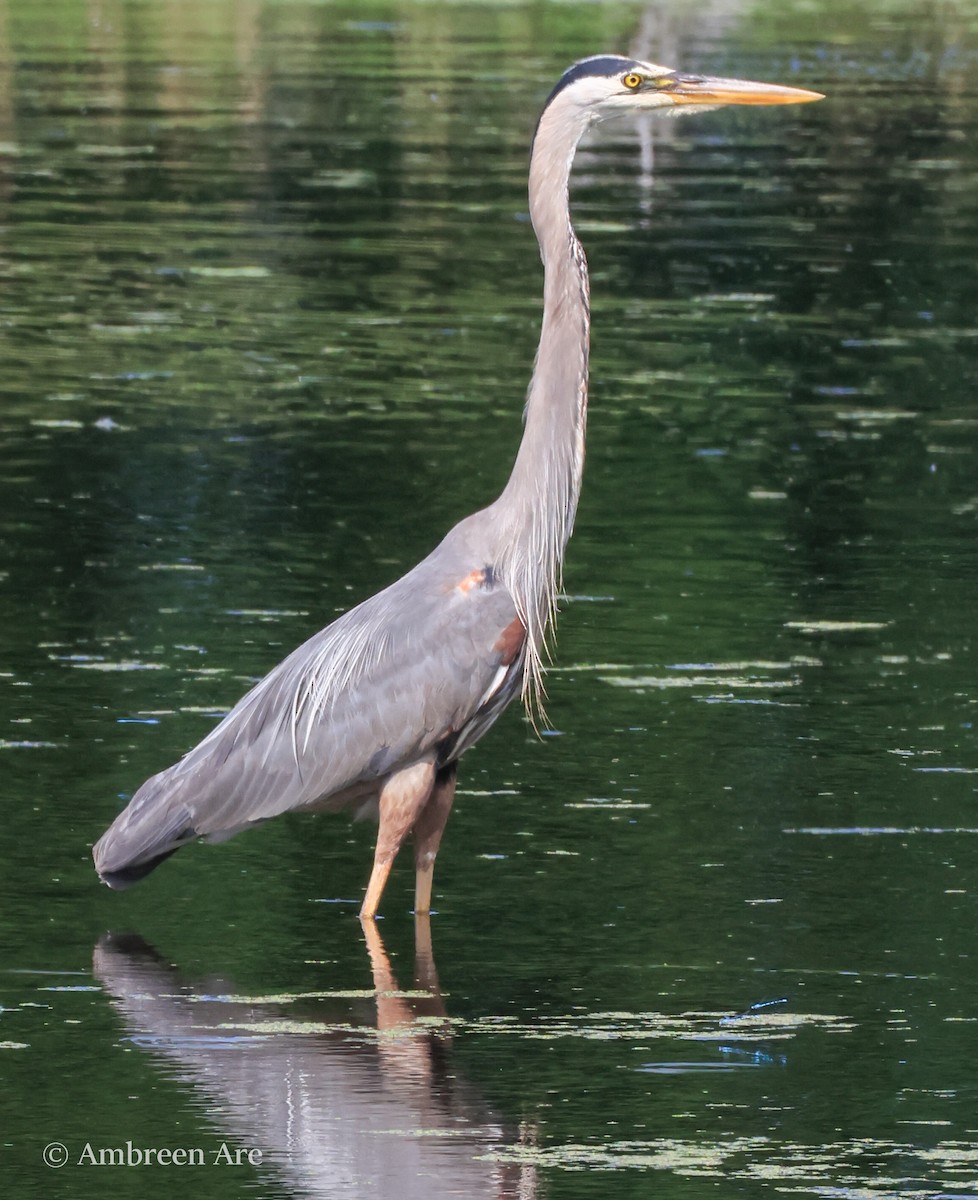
[455,568,486,594]
[494,615,526,666]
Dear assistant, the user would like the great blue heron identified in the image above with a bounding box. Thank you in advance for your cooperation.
[93,55,821,918]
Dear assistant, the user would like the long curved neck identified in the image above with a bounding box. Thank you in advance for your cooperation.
[495,94,592,711]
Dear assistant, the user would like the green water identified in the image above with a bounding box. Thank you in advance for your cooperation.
[2,1,978,1196]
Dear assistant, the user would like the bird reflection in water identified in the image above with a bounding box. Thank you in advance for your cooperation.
[93,920,536,1199]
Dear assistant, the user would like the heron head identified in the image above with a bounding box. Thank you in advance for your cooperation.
[547,55,823,120]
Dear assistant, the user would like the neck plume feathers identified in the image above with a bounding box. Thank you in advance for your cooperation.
[495,95,592,719]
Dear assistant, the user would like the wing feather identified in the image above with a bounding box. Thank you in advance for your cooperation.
[94,518,522,882]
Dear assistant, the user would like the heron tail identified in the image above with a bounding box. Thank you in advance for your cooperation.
[93,771,197,890]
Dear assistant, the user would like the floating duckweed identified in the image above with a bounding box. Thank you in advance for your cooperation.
[192,988,432,1004]
[785,620,889,633]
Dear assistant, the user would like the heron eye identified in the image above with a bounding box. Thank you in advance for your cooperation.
[621,73,643,90]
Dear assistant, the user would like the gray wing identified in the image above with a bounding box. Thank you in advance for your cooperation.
[93,518,525,882]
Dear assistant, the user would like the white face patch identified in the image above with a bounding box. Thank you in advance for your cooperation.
[552,61,682,119]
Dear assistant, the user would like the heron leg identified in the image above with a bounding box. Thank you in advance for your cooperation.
[360,759,436,921]
[413,763,457,915]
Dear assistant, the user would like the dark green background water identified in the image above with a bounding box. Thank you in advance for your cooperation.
[2,0,978,1196]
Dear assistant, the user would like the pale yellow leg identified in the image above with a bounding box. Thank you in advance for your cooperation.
[359,860,392,923]
[360,759,435,920]
[412,764,457,914]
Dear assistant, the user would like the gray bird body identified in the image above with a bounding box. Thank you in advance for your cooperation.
[93,55,821,913]
[95,506,524,886]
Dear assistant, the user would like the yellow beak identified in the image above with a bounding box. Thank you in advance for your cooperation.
[670,75,824,106]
